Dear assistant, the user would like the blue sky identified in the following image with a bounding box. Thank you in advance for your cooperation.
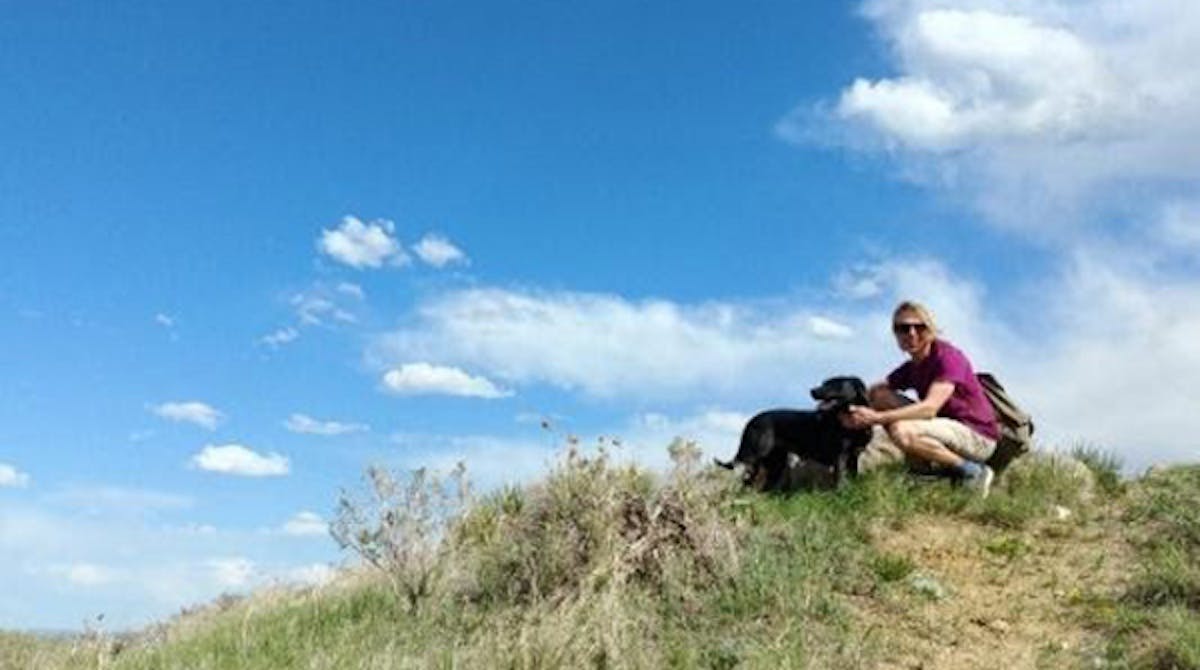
[4,0,1200,630]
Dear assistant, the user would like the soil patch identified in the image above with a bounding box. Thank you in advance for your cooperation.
[855,505,1133,669]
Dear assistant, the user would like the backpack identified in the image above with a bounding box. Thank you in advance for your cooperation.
[976,372,1034,474]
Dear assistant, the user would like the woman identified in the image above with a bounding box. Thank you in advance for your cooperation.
[844,301,999,496]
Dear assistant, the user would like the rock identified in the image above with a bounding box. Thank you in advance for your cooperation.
[972,616,1011,634]
[908,573,949,600]
[858,426,906,473]
[1005,451,1097,502]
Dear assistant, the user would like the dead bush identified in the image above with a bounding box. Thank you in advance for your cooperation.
[331,462,469,613]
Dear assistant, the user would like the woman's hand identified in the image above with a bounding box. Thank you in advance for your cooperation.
[842,405,881,429]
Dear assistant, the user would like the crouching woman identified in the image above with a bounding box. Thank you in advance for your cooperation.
[844,301,999,496]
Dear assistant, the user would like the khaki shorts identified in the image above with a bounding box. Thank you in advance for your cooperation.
[909,418,996,463]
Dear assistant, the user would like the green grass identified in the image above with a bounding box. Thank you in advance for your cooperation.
[1051,464,1200,669]
[9,448,1195,670]
[870,553,917,583]
[1103,465,1200,668]
[0,631,79,670]
[1070,443,1126,496]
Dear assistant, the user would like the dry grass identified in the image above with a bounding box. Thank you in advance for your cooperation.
[7,446,1199,670]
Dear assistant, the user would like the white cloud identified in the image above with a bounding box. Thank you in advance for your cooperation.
[283,413,368,436]
[370,288,884,403]
[1005,250,1200,469]
[29,562,121,588]
[318,216,409,269]
[0,502,340,631]
[170,523,217,535]
[1156,200,1200,248]
[835,268,883,299]
[260,326,299,348]
[190,444,290,477]
[154,313,175,328]
[207,557,256,588]
[412,233,468,268]
[809,316,854,339]
[789,0,1200,232]
[46,486,192,514]
[773,0,1200,469]
[382,363,512,399]
[27,562,123,588]
[0,463,30,488]
[390,409,749,489]
[293,295,334,325]
[285,563,337,586]
[281,511,328,537]
[373,246,1200,471]
[129,429,156,443]
[152,401,223,430]
[388,432,557,490]
[726,254,1200,471]
[291,290,358,326]
[836,9,1124,152]
[817,253,1200,471]
[64,562,118,587]
[619,409,750,471]
[337,282,365,300]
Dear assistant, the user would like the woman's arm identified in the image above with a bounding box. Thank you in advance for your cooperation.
[847,380,954,427]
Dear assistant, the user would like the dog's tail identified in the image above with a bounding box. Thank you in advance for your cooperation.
[712,457,736,470]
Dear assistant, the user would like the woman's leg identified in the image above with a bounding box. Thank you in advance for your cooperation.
[888,419,997,495]
[887,420,966,468]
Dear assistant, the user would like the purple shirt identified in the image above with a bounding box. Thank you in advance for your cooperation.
[886,339,999,441]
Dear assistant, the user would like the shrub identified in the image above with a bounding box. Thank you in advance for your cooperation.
[971,449,1098,528]
[1070,442,1125,496]
[870,552,916,583]
[446,441,739,611]
[330,462,469,613]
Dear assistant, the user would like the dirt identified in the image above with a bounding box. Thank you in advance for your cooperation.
[853,504,1134,670]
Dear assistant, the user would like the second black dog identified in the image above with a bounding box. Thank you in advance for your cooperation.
[715,376,873,491]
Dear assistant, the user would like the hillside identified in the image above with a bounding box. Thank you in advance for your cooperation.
[4,446,1200,670]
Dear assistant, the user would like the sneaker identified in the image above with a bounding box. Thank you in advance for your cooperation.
[964,464,994,498]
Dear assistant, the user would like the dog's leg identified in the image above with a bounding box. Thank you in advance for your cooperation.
[748,465,768,490]
[834,450,850,489]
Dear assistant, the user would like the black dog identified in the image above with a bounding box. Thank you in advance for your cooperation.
[715,376,873,491]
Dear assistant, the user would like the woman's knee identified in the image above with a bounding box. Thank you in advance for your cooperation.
[887,420,918,449]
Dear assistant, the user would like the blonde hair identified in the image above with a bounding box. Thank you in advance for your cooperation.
[892,300,939,337]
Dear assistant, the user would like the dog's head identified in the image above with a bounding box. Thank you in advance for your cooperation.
[810,376,868,414]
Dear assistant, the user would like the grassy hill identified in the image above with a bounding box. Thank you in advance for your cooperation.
[5,445,1200,669]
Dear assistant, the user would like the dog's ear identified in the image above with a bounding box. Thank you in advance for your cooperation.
[812,376,848,401]
[848,377,868,406]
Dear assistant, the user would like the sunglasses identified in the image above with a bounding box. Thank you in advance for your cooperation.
[892,322,929,335]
